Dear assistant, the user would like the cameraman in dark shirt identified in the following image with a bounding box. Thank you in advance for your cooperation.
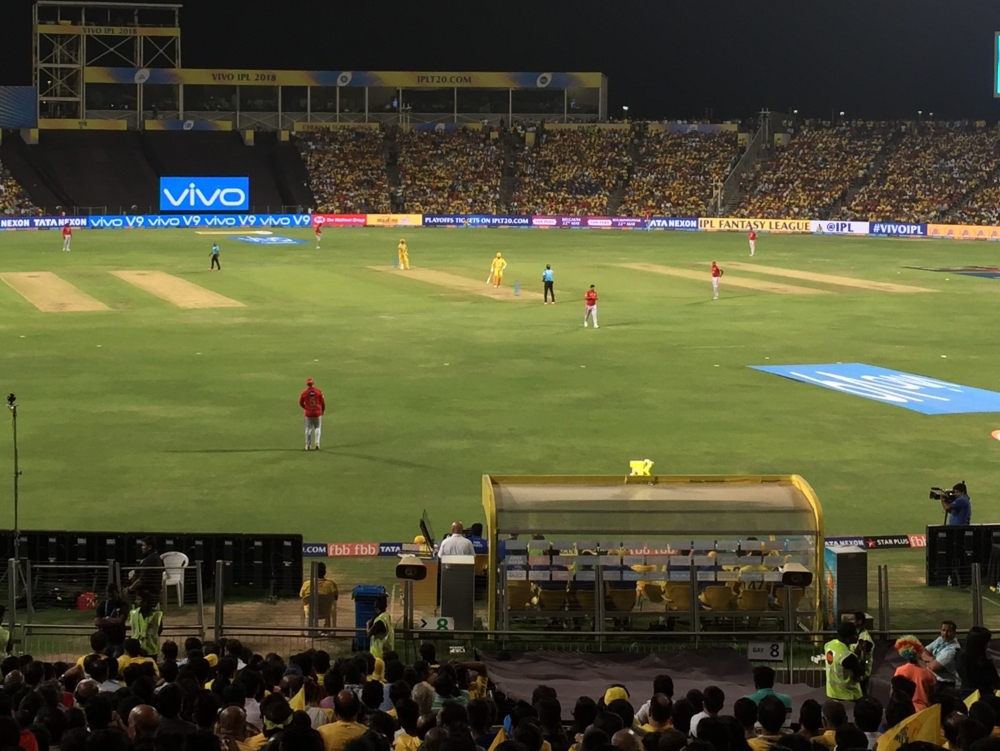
[943,482,972,525]
[124,536,164,607]
[94,583,129,658]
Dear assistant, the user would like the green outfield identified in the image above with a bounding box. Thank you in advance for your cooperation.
[0,226,996,542]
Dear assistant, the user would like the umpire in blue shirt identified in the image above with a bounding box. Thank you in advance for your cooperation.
[543,264,555,304]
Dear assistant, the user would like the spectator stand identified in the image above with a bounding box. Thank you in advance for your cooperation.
[481,475,824,649]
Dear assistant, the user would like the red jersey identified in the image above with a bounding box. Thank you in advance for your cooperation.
[585,290,598,306]
[299,387,326,418]
[748,230,757,241]
[62,225,72,238]
[711,265,722,278]
[315,225,322,235]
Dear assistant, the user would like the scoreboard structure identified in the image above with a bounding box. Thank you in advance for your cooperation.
[34,2,606,130]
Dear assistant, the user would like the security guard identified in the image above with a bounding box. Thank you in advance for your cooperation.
[367,594,394,658]
[825,620,864,700]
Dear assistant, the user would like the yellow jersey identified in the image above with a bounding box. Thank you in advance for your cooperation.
[398,243,408,254]
[491,258,507,272]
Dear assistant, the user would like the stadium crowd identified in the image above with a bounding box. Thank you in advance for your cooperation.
[510,128,631,216]
[620,131,739,217]
[840,124,1000,224]
[0,597,996,751]
[296,130,391,214]
[0,161,36,216]
[397,129,501,214]
[736,124,892,219]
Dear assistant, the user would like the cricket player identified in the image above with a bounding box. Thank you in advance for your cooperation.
[210,242,221,271]
[299,377,326,451]
[315,223,322,248]
[583,284,598,328]
[61,222,72,252]
[542,264,555,304]
[397,238,410,270]
[748,228,757,257]
[490,252,507,287]
[711,261,723,299]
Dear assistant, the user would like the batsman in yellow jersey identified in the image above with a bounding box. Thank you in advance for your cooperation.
[397,238,410,270]
[489,252,507,287]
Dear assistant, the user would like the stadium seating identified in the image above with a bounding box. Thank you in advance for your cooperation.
[297,129,391,214]
[0,158,38,215]
[620,130,739,217]
[842,124,1000,223]
[736,123,891,219]
[396,128,501,215]
[953,182,1000,226]
[510,127,631,215]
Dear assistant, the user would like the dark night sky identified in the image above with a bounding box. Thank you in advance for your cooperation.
[2,0,1000,121]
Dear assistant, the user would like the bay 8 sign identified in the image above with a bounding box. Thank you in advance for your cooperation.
[159,177,250,212]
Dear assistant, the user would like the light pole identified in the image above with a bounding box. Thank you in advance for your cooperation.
[6,394,19,567]
[622,105,629,121]
[918,110,923,123]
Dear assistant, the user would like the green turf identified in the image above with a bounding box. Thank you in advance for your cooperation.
[0,227,995,544]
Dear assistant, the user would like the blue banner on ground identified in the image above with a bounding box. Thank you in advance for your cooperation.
[86,214,312,229]
[232,235,308,245]
[378,543,404,556]
[645,217,699,230]
[302,543,328,557]
[751,363,1000,415]
[868,222,927,237]
[423,215,531,227]
[0,216,87,230]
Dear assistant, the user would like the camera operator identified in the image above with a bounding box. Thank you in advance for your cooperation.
[943,482,972,526]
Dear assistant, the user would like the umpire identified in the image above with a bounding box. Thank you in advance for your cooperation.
[543,264,555,304]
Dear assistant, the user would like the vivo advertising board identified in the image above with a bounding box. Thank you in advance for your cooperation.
[810,220,870,236]
[159,177,250,212]
[87,214,311,229]
[868,222,927,237]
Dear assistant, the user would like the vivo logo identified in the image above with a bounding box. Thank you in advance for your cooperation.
[160,177,250,212]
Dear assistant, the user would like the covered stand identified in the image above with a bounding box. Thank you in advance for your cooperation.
[482,474,824,633]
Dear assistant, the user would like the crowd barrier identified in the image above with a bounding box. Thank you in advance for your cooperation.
[4,212,998,240]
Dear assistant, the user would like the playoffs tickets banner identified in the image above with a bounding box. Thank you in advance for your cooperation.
[312,214,366,227]
[423,215,531,227]
[927,223,1000,240]
[366,214,422,228]
[699,217,813,233]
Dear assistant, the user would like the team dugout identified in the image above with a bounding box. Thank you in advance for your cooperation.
[82,68,607,128]
[482,474,824,634]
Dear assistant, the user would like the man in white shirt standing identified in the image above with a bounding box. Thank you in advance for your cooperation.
[438,522,476,556]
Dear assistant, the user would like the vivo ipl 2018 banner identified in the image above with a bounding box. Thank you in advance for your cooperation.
[159,177,249,212]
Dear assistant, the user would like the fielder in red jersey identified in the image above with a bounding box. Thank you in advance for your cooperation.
[748,229,757,257]
[315,224,322,248]
[583,285,599,328]
[299,377,326,450]
[62,223,72,252]
[711,261,723,299]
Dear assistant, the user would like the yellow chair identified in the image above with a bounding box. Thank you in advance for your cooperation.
[534,586,566,612]
[606,586,637,612]
[571,587,597,614]
[773,588,805,612]
[664,583,693,612]
[507,581,533,611]
[737,588,770,612]
[699,585,735,611]
[301,593,338,628]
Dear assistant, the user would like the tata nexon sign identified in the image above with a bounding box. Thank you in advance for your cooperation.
[159,177,250,212]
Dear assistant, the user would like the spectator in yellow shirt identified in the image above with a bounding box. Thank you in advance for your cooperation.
[318,690,367,751]
[118,638,160,678]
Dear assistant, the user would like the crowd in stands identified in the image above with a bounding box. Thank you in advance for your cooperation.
[952,182,1000,226]
[296,130,390,214]
[736,124,891,219]
[840,124,1000,224]
[0,161,36,216]
[620,132,739,217]
[397,130,501,214]
[510,128,631,216]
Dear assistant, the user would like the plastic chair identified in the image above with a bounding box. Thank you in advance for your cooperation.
[772,587,805,612]
[737,588,770,612]
[664,583,693,612]
[302,592,338,628]
[160,551,188,608]
[699,585,735,611]
[507,581,533,611]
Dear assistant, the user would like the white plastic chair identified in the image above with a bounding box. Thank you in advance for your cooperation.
[160,551,189,608]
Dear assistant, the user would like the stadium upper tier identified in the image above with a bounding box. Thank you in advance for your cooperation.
[3,120,1000,223]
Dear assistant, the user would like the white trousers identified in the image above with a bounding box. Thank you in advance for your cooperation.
[584,305,598,326]
[304,416,322,448]
[712,277,719,297]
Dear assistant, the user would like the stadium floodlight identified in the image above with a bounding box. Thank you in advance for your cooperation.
[622,105,629,118]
